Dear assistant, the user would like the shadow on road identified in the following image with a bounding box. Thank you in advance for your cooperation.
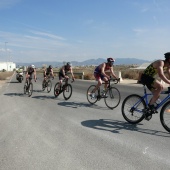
[32,95,56,100]
[81,119,170,137]
[6,81,20,83]
[58,101,110,110]
[4,92,24,97]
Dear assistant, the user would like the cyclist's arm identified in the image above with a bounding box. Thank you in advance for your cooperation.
[157,61,170,84]
[25,69,29,77]
[101,63,110,79]
[33,69,37,81]
[110,67,118,79]
[44,69,46,75]
[166,67,170,79]
[70,67,75,80]
[51,69,54,77]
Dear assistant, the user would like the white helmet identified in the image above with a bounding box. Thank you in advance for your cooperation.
[30,64,35,69]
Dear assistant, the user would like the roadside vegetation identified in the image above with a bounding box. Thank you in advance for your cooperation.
[0,71,14,80]
[70,65,142,80]
[0,65,141,81]
[37,65,142,80]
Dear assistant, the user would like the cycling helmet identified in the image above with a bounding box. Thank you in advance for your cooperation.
[30,64,35,69]
[49,65,52,69]
[164,52,170,60]
[67,62,72,67]
[107,58,115,63]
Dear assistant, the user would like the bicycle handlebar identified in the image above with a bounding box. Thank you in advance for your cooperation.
[110,78,120,84]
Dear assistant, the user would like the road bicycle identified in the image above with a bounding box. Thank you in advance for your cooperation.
[86,78,121,109]
[54,78,74,100]
[42,75,54,93]
[121,85,170,133]
[24,77,35,97]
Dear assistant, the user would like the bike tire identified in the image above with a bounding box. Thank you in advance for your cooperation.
[121,94,146,124]
[47,80,52,93]
[54,82,60,97]
[28,83,33,97]
[160,101,170,133]
[104,87,121,109]
[86,85,98,104]
[42,81,45,91]
[63,84,72,100]
[24,85,27,94]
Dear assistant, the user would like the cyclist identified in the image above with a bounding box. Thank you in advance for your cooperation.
[91,57,119,98]
[25,64,37,83]
[58,62,75,87]
[141,52,170,117]
[43,65,54,84]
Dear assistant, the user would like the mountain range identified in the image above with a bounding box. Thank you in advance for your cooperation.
[16,58,151,68]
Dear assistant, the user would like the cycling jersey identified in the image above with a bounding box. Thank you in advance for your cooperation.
[27,67,34,75]
[141,60,166,90]
[94,63,110,74]
[59,65,70,75]
[94,63,111,80]
[143,60,167,78]
[59,65,71,80]
[45,68,52,76]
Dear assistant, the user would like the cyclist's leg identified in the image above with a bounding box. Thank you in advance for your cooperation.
[58,73,64,88]
[43,73,47,82]
[92,73,102,93]
[149,80,163,105]
[25,74,29,84]
[102,76,109,90]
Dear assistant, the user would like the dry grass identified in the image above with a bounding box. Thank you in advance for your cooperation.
[37,65,142,80]
[73,65,142,80]
[0,71,14,80]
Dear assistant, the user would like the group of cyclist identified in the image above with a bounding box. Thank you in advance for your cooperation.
[24,52,170,119]
[24,62,75,90]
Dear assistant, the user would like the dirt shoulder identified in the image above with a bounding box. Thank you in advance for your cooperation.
[0,80,6,88]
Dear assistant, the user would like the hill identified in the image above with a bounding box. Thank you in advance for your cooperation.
[16,58,151,68]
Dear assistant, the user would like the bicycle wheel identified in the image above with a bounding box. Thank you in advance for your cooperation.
[104,87,121,109]
[28,83,33,97]
[160,101,170,133]
[54,82,60,97]
[47,80,52,93]
[42,81,46,91]
[24,85,27,94]
[86,85,98,104]
[121,94,146,124]
[63,84,72,100]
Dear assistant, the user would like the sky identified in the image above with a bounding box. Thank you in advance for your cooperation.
[0,0,170,63]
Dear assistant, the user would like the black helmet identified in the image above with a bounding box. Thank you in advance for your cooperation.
[67,62,72,67]
[107,58,115,63]
[164,52,170,60]
[49,65,52,69]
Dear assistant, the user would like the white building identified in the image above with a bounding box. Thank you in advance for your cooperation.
[0,62,16,71]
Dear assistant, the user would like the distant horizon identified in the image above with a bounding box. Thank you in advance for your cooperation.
[14,57,152,63]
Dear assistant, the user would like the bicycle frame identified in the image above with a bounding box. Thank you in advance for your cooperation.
[132,86,170,113]
[96,78,118,99]
[26,77,32,88]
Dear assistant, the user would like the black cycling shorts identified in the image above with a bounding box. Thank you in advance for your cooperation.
[141,74,155,91]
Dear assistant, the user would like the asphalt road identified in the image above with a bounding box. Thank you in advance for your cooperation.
[0,74,170,170]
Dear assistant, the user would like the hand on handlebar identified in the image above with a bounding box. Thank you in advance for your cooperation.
[117,78,120,82]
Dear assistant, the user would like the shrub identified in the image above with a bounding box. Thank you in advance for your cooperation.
[0,71,14,80]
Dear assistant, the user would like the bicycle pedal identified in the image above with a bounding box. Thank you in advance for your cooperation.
[145,114,152,121]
